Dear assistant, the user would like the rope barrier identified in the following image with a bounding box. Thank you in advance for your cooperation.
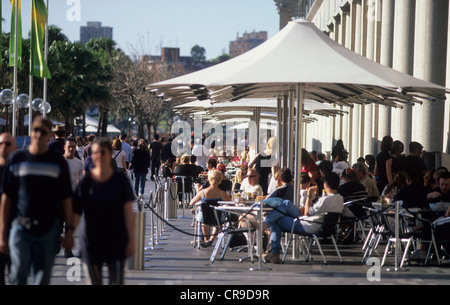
[143,192,393,239]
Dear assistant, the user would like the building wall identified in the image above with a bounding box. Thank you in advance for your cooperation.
[229,31,268,58]
[80,21,113,44]
[298,0,450,162]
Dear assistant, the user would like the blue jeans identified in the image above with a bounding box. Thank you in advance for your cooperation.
[134,173,147,195]
[8,220,60,285]
[264,200,304,255]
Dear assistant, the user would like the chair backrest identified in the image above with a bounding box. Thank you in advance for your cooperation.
[319,212,341,237]
[344,197,373,219]
[201,199,221,226]
[176,176,193,193]
[381,210,412,238]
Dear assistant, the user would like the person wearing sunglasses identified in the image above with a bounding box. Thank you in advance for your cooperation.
[239,168,263,200]
[0,116,74,285]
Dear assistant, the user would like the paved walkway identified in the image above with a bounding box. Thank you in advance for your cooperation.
[12,177,450,286]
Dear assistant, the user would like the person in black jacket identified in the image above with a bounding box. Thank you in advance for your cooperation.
[130,139,151,197]
[174,154,196,202]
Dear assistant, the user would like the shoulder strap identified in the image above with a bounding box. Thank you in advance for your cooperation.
[114,150,121,159]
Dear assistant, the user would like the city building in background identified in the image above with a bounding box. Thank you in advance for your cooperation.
[229,31,268,58]
[80,21,113,44]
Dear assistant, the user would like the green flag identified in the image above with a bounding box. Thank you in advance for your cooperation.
[30,0,50,79]
[9,0,22,68]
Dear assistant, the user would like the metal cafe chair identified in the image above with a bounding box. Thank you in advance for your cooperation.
[282,212,343,265]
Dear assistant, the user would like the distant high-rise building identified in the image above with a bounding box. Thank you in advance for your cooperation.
[229,31,267,58]
[80,21,113,44]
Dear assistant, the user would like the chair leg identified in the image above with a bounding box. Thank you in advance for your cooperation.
[381,238,392,267]
[219,234,233,261]
[210,232,225,263]
[281,233,294,263]
[331,235,343,264]
[362,228,373,251]
[313,235,327,265]
[400,237,413,268]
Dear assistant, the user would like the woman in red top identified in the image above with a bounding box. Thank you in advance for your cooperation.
[301,148,319,182]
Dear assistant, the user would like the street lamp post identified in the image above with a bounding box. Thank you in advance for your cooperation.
[16,94,30,136]
[0,89,14,133]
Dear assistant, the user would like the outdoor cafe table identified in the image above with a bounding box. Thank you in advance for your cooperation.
[216,201,272,271]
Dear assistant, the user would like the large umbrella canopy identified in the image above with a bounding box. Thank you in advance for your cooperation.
[149,18,449,212]
[148,19,447,107]
[175,98,347,117]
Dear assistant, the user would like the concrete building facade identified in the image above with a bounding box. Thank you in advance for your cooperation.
[275,0,450,164]
[229,31,268,58]
[80,21,113,45]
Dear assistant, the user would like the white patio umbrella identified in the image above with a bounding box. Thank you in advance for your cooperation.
[148,18,448,208]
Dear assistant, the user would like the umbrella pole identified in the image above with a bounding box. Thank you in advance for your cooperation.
[294,83,304,207]
[292,83,304,260]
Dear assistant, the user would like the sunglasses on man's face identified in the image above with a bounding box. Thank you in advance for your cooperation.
[92,149,108,156]
[33,127,49,136]
[0,141,12,147]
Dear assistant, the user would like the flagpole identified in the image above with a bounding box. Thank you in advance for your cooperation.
[42,0,49,119]
[12,0,19,136]
[29,77,33,135]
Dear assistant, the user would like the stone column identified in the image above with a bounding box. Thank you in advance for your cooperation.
[446,4,450,154]
[414,0,448,152]
[378,0,394,146]
[392,0,415,149]
[279,7,291,30]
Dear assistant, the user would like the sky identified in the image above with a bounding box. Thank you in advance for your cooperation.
[1,0,281,60]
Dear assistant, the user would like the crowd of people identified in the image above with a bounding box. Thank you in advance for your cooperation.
[1,115,450,285]
[0,116,159,285]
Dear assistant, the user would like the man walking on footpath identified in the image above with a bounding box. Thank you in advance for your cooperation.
[120,134,132,171]
[63,137,84,258]
[0,133,16,285]
[0,116,75,285]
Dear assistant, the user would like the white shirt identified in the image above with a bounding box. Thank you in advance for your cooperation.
[65,157,84,192]
[113,149,126,169]
[300,193,344,234]
[240,178,263,197]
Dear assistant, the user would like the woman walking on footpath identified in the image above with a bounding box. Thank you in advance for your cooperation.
[112,138,127,174]
[130,139,151,197]
[74,138,135,285]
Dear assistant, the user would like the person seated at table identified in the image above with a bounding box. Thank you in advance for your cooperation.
[338,168,369,244]
[161,156,176,178]
[393,169,429,209]
[317,160,333,196]
[427,171,450,204]
[424,167,448,192]
[217,163,233,193]
[298,173,315,208]
[189,169,231,248]
[267,168,294,202]
[239,168,264,200]
[232,167,246,192]
[333,150,350,177]
[173,154,197,202]
[195,158,218,193]
[338,168,368,203]
[352,163,380,202]
[264,172,344,264]
[190,155,205,179]
[381,171,407,201]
